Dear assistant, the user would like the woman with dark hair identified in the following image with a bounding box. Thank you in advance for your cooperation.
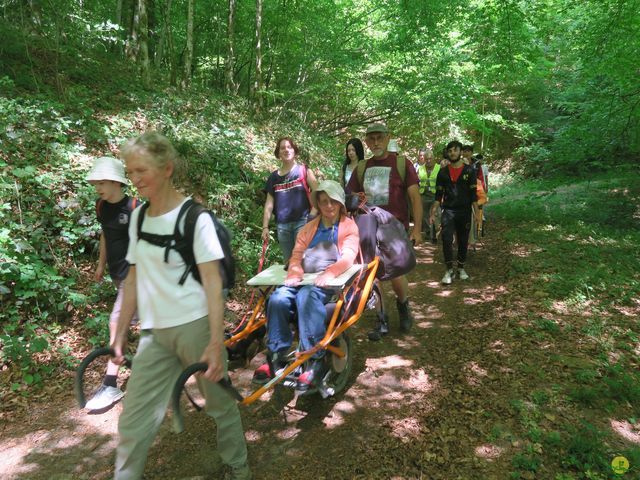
[262,137,319,263]
[341,138,364,187]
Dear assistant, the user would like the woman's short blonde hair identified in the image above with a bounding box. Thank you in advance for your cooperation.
[120,131,183,178]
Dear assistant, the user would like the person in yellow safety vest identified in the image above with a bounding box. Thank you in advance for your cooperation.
[415,148,441,244]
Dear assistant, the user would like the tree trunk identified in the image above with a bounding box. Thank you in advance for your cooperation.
[216,17,222,88]
[155,0,172,71]
[28,0,42,31]
[480,99,485,151]
[114,0,124,54]
[166,0,177,85]
[265,33,276,90]
[137,0,151,88]
[155,18,165,67]
[225,0,237,94]
[147,0,157,62]
[182,0,194,89]
[125,0,138,61]
[253,0,264,109]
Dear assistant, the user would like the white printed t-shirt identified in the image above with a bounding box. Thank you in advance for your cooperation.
[126,198,224,330]
[362,166,392,206]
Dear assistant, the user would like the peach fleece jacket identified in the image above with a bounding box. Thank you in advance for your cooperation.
[287,215,360,281]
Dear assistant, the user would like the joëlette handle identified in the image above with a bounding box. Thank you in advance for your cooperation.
[171,362,243,433]
[75,347,132,408]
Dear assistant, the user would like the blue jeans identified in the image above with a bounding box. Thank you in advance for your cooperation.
[266,285,334,359]
[277,218,307,263]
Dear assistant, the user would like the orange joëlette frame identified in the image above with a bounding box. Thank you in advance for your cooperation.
[223,257,380,405]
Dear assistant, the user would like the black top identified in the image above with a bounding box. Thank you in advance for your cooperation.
[435,164,478,211]
[96,195,138,281]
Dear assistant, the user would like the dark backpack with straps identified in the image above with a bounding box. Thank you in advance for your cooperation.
[136,199,236,290]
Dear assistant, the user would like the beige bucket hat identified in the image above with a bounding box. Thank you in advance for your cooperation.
[86,156,127,184]
[313,179,346,209]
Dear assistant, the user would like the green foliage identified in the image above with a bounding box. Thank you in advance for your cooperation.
[3,0,639,174]
[0,58,338,394]
[492,171,640,310]
[512,449,542,472]
[562,422,608,474]
[0,92,99,386]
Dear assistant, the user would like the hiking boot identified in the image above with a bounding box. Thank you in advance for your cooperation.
[85,385,124,411]
[296,358,328,392]
[458,268,470,280]
[397,299,413,333]
[251,351,286,385]
[441,269,454,285]
[368,313,389,341]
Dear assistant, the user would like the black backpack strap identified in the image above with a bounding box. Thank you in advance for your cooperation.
[137,201,174,255]
[137,200,187,262]
[176,199,204,285]
[136,202,150,239]
[136,199,233,289]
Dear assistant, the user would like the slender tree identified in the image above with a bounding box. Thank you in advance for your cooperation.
[182,0,194,89]
[252,0,264,109]
[225,0,237,94]
[124,0,140,62]
[137,0,151,88]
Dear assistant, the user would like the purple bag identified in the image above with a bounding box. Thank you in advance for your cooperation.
[355,205,416,281]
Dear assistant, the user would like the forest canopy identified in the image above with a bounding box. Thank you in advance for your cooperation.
[1,0,639,175]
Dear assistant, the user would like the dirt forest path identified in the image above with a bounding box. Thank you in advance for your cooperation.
[2,218,542,480]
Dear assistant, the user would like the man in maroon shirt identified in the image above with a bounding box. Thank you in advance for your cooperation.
[347,123,423,340]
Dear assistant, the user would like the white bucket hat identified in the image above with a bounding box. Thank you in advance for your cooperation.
[86,156,127,184]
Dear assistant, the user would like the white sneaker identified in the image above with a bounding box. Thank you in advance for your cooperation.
[441,269,454,284]
[85,385,124,411]
[458,268,470,280]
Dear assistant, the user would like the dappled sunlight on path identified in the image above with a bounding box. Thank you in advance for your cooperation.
[0,402,120,479]
[610,419,640,445]
[5,217,638,480]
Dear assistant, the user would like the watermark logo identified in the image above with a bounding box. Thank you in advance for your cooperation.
[611,456,629,475]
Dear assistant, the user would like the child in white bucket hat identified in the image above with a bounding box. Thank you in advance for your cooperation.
[84,156,139,412]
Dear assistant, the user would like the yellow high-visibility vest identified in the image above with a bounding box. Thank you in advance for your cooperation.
[417,163,440,194]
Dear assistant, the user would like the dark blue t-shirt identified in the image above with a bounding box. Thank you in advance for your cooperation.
[264,164,311,224]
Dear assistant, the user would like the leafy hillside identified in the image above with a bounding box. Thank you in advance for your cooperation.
[0,68,339,393]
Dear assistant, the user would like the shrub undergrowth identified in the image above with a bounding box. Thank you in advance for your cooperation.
[0,73,339,393]
[492,173,640,479]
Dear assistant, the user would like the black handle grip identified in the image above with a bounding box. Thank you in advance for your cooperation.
[171,362,243,433]
[75,347,132,408]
